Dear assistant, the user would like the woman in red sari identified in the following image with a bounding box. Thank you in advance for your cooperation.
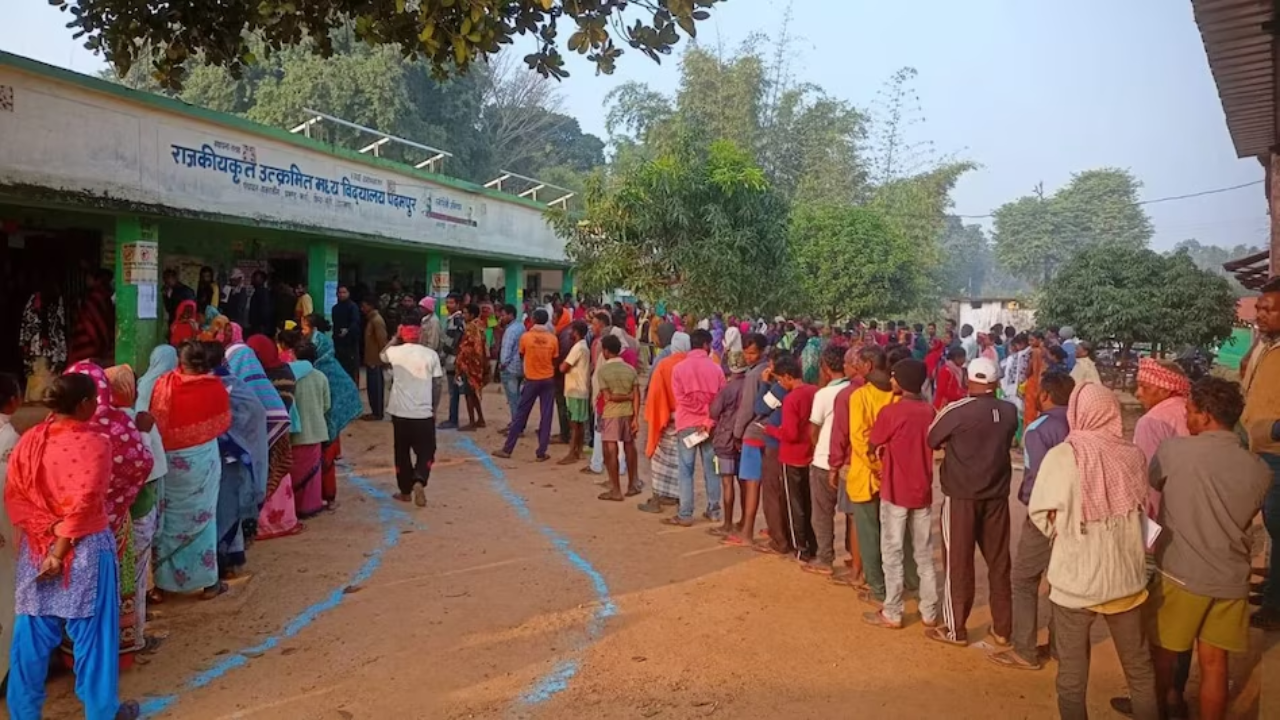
[169,300,200,346]
[454,303,489,430]
[5,373,142,720]
[63,361,153,657]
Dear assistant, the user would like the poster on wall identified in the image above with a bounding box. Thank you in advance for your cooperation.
[137,283,157,319]
[122,240,159,285]
[323,280,338,315]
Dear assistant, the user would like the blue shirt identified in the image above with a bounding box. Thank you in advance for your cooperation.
[755,381,789,449]
[1020,405,1070,505]
[1061,340,1077,371]
[500,321,526,377]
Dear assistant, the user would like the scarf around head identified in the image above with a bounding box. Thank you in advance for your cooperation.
[312,331,362,439]
[104,364,137,409]
[135,345,178,413]
[1065,382,1149,524]
[1136,358,1190,396]
[151,364,232,452]
[65,361,153,529]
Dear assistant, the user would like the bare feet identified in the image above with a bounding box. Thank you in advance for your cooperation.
[597,490,625,502]
[556,454,581,466]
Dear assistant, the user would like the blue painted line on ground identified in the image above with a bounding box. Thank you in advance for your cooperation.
[453,437,617,709]
[139,471,411,718]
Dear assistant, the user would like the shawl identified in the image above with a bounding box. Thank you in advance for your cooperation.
[169,299,200,346]
[1065,382,1149,524]
[723,326,743,354]
[216,369,269,510]
[5,417,112,574]
[151,370,232,451]
[644,352,688,457]
[671,332,691,354]
[65,361,152,529]
[226,343,291,445]
[135,345,178,413]
[457,318,489,388]
[249,335,284,370]
[313,332,362,439]
[104,364,138,409]
[711,319,725,355]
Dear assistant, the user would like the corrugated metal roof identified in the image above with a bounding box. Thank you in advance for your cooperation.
[1192,0,1275,158]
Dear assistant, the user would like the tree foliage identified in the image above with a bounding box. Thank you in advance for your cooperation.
[1171,239,1263,297]
[937,216,991,297]
[993,168,1154,287]
[551,139,790,316]
[789,203,920,325]
[1038,243,1237,352]
[64,0,724,91]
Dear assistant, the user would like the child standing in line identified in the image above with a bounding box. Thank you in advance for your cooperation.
[766,355,819,561]
[865,359,938,629]
[557,321,591,465]
[709,351,748,537]
[594,335,641,501]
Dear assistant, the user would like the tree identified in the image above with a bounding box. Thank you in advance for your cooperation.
[1038,243,1236,355]
[1171,239,1264,297]
[551,138,790,316]
[993,169,1154,287]
[937,216,991,298]
[58,0,724,91]
[789,203,921,325]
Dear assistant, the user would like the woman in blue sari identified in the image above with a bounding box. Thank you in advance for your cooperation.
[206,342,268,577]
[303,315,364,510]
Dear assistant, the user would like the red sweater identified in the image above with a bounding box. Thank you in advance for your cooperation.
[933,363,966,410]
[767,384,819,466]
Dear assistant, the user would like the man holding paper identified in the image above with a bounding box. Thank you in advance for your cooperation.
[666,329,725,527]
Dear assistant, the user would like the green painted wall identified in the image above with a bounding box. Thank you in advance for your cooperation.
[113,216,160,373]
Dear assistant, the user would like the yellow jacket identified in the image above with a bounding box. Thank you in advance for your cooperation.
[845,383,898,503]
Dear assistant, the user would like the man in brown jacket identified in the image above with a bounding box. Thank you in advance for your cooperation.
[362,298,389,420]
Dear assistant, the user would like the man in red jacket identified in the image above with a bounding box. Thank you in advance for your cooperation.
[767,357,819,561]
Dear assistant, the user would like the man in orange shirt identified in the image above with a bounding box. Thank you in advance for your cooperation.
[552,298,573,335]
[495,308,559,461]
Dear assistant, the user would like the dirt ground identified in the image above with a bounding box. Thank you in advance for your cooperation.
[36,385,1277,720]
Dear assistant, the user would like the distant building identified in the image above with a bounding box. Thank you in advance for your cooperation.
[948,297,1037,335]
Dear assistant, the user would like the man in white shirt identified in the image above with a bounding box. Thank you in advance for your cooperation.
[805,345,851,575]
[557,321,591,465]
[381,324,445,507]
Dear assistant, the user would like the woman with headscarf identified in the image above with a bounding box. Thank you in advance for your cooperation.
[1026,382,1156,718]
[637,332,691,513]
[4,373,142,720]
[287,341,330,518]
[243,335,301,539]
[652,321,678,366]
[109,362,166,648]
[207,342,267,578]
[801,327,824,385]
[63,360,153,658]
[711,315,726,357]
[168,299,201,346]
[148,342,231,600]
[304,316,363,510]
[200,307,232,345]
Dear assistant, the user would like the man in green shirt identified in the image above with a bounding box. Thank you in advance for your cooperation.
[593,335,641,502]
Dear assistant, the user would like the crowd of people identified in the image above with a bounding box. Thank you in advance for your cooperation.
[2,266,1278,720]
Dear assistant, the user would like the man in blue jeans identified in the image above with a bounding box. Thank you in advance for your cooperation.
[667,329,725,527]
[497,303,525,429]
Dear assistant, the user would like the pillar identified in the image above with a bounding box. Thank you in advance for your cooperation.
[114,216,161,373]
[307,240,339,319]
[1271,151,1280,278]
[504,262,525,309]
[562,268,576,299]
[427,254,448,317]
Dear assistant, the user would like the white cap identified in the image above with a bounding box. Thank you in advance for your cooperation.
[968,357,999,384]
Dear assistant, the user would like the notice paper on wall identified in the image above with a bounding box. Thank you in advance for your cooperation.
[137,283,158,319]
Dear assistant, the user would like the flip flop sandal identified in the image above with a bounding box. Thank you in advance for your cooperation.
[862,611,902,629]
[625,485,644,497]
[661,516,694,527]
[924,627,968,647]
[987,649,1041,671]
[720,534,752,548]
[597,491,625,502]
[753,543,786,556]
[857,590,884,608]
[707,527,732,538]
[800,563,834,576]
[200,582,229,601]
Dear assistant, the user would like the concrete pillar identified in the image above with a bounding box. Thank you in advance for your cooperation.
[504,262,525,309]
[307,240,339,319]
[427,254,448,317]
[562,268,575,298]
[114,216,161,373]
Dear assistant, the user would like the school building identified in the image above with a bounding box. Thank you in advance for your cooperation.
[0,51,573,373]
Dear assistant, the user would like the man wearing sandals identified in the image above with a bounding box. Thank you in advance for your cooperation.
[593,335,641,501]
[925,357,1017,648]
[668,330,725,526]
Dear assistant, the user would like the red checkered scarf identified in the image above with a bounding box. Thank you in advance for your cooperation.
[1136,357,1189,396]
[1065,382,1149,524]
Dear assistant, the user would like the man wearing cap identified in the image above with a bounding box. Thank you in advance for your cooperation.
[926,355,1018,647]
[223,268,251,328]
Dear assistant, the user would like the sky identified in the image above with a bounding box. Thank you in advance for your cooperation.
[0,0,1266,253]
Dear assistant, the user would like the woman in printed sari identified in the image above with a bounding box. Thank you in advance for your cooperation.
[207,342,267,577]
[0,374,23,687]
[199,307,232,344]
[287,341,330,518]
[244,335,302,539]
[304,316,363,510]
[169,299,201,346]
[106,363,166,653]
[149,342,232,599]
[455,303,489,430]
[5,373,142,720]
[63,361,153,658]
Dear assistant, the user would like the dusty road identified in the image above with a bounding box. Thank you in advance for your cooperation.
[40,388,1275,719]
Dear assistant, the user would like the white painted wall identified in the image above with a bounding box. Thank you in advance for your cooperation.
[0,62,565,263]
[954,300,1037,334]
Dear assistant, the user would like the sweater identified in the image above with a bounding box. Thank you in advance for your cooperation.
[290,366,332,446]
[1028,444,1148,609]
[767,384,818,466]
[709,374,746,458]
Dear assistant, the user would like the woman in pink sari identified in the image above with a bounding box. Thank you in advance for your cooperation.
[244,336,303,539]
[63,361,153,656]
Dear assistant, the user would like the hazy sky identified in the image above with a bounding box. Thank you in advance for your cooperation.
[1,0,1266,252]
